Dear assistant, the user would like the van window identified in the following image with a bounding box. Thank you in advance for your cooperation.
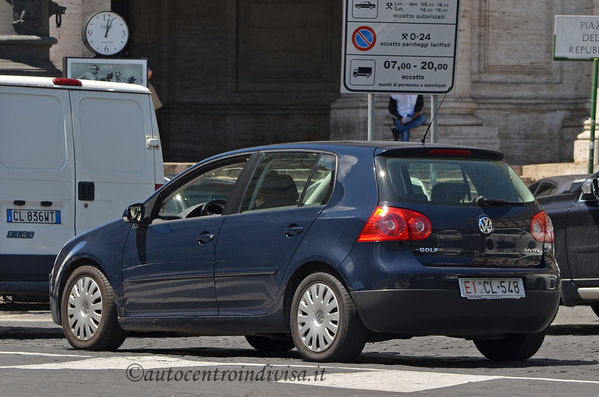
[0,93,67,170]
[78,98,146,173]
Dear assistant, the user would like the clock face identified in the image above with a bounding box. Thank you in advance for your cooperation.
[83,11,129,56]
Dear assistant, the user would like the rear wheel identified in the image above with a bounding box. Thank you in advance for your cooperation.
[60,266,126,351]
[590,303,599,318]
[473,332,545,361]
[290,272,367,362]
[245,335,295,352]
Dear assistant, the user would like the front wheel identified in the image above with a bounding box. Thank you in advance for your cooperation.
[60,266,126,351]
[290,272,367,362]
[590,303,599,318]
[473,332,545,361]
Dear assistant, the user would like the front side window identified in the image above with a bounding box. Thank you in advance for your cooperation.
[376,157,535,205]
[241,152,335,212]
[157,158,248,220]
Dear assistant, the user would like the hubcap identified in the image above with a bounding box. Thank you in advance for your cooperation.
[66,276,103,341]
[296,282,340,352]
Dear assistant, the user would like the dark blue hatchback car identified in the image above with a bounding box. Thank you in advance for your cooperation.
[49,141,560,362]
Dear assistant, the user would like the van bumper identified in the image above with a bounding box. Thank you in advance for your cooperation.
[351,288,560,337]
[0,254,54,299]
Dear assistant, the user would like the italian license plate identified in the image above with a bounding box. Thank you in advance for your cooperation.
[459,278,525,300]
[6,209,61,224]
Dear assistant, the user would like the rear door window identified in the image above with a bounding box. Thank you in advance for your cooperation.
[376,157,535,205]
[241,152,335,212]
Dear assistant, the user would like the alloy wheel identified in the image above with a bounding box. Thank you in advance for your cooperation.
[66,276,103,341]
[296,282,340,352]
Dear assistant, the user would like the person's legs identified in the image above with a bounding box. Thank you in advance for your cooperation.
[391,118,401,141]
[403,114,426,130]
[401,129,410,142]
[397,115,427,141]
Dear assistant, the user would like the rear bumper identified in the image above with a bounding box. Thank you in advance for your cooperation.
[352,288,560,337]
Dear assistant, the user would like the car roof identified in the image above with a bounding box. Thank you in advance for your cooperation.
[179,141,504,177]
[214,140,504,157]
[0,75,151,95]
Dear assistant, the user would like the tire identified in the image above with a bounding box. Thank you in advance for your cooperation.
[591,303,599,318]
[245,335,295,352]
[473,332,545,361]
[290,272,367,362]
[60,266,126,351]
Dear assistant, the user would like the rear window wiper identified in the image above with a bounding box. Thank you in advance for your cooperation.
[475,196,513,206]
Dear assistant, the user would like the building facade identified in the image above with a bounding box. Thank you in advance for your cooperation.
[20,0,599,163]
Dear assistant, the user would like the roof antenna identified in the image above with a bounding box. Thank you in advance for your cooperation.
[420,93,448,144]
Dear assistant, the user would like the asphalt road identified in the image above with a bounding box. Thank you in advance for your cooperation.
[0,305,598,396]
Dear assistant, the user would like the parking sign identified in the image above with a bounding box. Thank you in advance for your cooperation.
[341,0,461,93]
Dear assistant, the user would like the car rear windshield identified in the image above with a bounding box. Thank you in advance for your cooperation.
[375,156,535,205]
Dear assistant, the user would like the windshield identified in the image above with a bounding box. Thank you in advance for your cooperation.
[375,157,535,205]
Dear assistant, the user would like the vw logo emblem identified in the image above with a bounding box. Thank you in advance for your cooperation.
[478,216,493,235]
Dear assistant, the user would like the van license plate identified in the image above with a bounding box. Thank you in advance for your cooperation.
[6,209,61,224]
[459,278,525,299]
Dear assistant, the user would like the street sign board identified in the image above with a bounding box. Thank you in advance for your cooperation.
[341,0,460,93]
[554,15,599,60]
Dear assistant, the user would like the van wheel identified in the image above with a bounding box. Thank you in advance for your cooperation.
[245,335,295,352]
[290,272,367,362]
[473,332,545,361]
[591,303,599,318]
[61,266,126,351]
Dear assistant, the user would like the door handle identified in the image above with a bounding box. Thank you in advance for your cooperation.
[196,232,215,244]
[78,181,95,201]
[283,224,304,237]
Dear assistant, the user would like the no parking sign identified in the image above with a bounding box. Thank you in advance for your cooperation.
[352,26,376,51]
[341,0,461,93]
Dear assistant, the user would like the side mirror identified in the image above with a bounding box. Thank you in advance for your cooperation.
[581,178,599,200]
[123,203,146,225]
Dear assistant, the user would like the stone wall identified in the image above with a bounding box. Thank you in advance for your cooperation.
[127,0,342,162]
[39,0,599,165]
[49,0,110,67]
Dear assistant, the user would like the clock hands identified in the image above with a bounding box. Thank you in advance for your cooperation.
[104,17,114,38]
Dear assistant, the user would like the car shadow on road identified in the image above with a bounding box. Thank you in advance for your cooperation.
[354,352,599,369]
[115,344,598,369]
[0,326,63,339]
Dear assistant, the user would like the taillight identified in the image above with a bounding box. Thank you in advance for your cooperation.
[155,184,163,191]
[531,211,554,243]
[52,78,82,86]
[357,206,432,242]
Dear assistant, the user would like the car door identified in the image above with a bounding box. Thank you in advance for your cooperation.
[70,90,157,235]
[121,155,251,316]
[215,152,336,316]
[565,194,599,280]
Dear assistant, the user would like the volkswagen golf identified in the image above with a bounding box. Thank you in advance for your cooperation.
[49,141,560,362]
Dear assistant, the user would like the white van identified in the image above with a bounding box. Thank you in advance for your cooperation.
[0,76,164,299]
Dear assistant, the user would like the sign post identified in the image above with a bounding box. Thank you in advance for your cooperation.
[341,0,460,141]
[554,15,599,173]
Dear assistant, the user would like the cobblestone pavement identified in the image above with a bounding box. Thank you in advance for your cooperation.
[0,305,598,396]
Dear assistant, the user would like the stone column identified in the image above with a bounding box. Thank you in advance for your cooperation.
[0,0,65,76]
